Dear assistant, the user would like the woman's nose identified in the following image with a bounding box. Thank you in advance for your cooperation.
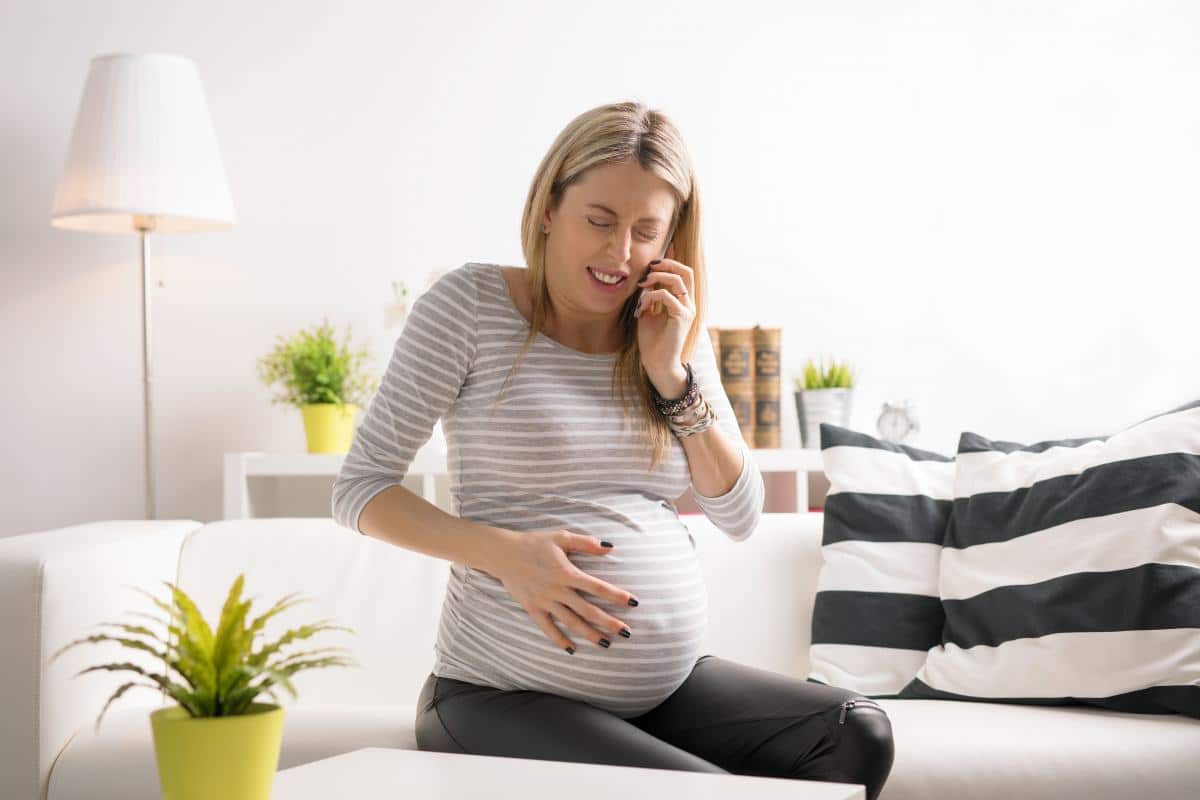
[606,227,634,261]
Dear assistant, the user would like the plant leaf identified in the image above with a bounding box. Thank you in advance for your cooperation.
[269,645,355,669]
[162,580,215,658]
[246,591,310,640]
[92,681,162,734]
[211,575,255,705]
[249,621,355,668]
[75,661,201,716]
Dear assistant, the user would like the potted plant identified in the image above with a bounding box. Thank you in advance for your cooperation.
[49,573,359,800]
[256,317,379,453]
[794,356,859,448]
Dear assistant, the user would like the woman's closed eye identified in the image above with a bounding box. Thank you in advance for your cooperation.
[587,218,658,241]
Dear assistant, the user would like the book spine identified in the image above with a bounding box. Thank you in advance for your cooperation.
[716,327,756,444]
[753,325,781,448]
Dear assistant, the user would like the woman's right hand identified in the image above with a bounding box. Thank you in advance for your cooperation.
[484,528,638,653]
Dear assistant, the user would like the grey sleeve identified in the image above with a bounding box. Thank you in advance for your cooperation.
[331,265,479,534]
[685,329,765,541]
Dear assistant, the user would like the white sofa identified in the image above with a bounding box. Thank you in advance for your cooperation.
[3,512,1198,800]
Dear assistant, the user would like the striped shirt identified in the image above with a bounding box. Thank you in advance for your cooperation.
[331,261,764,717]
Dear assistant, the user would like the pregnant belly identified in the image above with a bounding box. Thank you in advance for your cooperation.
[444,529,708,718]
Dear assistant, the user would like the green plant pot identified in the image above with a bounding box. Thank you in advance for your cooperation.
[301,402,358,453]
[149,702,284,800]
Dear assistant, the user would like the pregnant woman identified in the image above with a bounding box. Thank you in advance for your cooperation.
[331,101,894,800]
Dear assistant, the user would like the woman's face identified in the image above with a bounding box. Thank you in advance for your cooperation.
[543,159,676,315]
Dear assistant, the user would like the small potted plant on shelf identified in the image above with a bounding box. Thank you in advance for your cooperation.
[49,573,359,800]
[256,317,379,453]
[794,356,859,448]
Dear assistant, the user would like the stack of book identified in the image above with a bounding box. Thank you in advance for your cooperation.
[706,325,781,449]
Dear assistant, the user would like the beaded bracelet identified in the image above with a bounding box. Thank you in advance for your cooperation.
[651,362,718,439]
[651,362,700,416]
[668,395,717,439]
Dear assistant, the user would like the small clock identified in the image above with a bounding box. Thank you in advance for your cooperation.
[877,399,920,444]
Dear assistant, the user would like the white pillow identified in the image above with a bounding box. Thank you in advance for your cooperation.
[899,400,1200,718]
[808,423,954,696]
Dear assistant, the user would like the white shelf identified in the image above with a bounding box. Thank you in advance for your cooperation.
[751,447,824,472]
[223,446,824,520]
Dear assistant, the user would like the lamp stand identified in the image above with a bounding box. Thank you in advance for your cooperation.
[137,219,157,520]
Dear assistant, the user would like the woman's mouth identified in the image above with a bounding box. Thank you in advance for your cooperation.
[587,266,628,293]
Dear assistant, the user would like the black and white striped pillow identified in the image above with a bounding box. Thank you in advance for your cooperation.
[899,400,1200,718]
[807,423,954,697]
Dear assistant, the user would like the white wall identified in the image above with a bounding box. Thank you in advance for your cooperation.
[3,0,1196,537]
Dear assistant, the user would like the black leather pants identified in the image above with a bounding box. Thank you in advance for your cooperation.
[415,653,895,800]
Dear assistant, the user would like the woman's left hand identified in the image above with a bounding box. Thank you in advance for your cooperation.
[634,241,694,380]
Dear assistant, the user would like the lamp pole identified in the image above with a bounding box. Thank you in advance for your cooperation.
[138,218,157,518]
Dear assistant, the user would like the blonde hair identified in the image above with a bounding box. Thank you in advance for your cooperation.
[490,101,707,474]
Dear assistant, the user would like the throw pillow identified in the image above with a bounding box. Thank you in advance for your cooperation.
[807,423,954,696]
[899,400,1200,718]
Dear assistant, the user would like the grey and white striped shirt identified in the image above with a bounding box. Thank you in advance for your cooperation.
[331,261,764,717]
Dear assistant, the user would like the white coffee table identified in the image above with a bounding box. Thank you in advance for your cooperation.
[272,747,865,799]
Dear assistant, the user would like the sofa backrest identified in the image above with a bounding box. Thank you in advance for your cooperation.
[173,512,826,715]
[2,519,201,800]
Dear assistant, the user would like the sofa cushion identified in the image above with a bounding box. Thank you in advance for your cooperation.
[901,400,1200,718]
[871,697,1200,800]
[807,424,954,696]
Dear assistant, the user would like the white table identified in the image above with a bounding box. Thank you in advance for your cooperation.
[271,747,865,799]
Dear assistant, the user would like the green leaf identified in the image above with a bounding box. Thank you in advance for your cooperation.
[163,581,215,658]
[65,574,358,720]
[246,591,310,640]
[265,656,359,679]
[211,575,255,694]
[270,645,355,668]
[71,633,164,661]
[249,621,355,668]
[75,661,200,717]
[93,681,162,734]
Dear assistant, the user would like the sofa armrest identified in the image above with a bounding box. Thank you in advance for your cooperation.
[0,520,200,800]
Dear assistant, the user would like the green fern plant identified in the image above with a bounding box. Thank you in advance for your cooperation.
[49,573,360,733]
[796,357,858,390]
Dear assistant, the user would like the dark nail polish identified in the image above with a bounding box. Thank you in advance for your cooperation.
[598,638,611,648]
[619,628,631,638]
[649,259,662,265]
[565,646,575,655]
[600,540,613,548]
[628,597,639,607]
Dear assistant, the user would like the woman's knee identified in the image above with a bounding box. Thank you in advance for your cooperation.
[834,702,895,800]
[414,674,470,754]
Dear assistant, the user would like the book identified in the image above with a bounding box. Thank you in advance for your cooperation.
[753,326,782,448]
[715,327,756,444]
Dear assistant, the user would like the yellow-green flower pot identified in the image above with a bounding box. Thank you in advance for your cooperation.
[149,702,284,800]
[300,403,358,453]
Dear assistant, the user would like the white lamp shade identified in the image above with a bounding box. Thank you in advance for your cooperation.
[51,52,236,234]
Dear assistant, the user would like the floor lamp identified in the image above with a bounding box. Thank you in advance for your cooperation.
[50,52,236,520]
